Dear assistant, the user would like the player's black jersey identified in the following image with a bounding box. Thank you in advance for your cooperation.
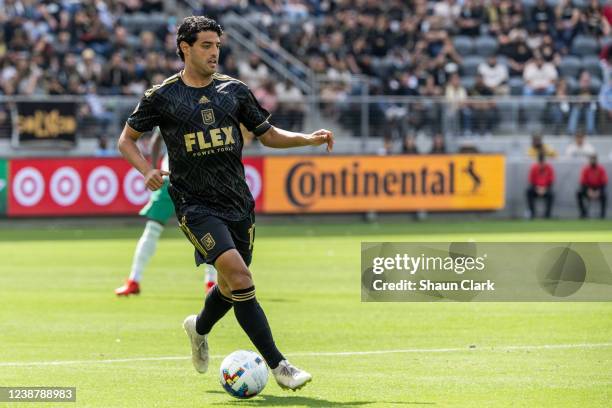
[127,72,271,221]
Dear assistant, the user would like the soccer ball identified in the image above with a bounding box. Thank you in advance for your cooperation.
[219,350,268,399]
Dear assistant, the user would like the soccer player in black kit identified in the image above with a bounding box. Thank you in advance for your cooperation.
[117,16,333,391]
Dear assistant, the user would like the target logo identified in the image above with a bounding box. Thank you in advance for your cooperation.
[244,164,262,201]
[123,168,150,205]
[12,167,45,207]
[87,166,119,206]
[50,166,81,207]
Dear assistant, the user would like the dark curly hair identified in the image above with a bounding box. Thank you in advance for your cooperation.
[176,16,223,61]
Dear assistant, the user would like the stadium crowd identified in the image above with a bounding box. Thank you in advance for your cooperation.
[1,0,611,138]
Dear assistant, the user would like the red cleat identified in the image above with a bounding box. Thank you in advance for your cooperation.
[115,279,140,296]
[205,281,216,294]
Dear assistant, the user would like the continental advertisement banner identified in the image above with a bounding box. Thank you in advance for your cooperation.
[15,102,77,147]
[263,155,505,213]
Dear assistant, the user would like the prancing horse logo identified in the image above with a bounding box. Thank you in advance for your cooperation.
[202,109,215,125]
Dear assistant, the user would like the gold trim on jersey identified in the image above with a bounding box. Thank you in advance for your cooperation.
[212,72,247,86]
[144,73,180,97]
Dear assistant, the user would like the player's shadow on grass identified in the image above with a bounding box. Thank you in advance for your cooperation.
[207,391,434,406]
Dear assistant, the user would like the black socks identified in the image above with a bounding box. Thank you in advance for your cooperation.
[195,285,233,335]
[231,286,284,369]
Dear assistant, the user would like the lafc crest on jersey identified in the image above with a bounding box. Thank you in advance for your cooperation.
[201,109,215,125]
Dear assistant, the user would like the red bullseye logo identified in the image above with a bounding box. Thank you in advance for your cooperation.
[87,166,119,206]
[12,167,45,207]
[50,167,81,207]
[244,165,262,201]
[123,168,150,205]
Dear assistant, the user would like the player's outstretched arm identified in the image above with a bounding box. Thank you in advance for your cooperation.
[259,126,334,152]
[118,124,169,191]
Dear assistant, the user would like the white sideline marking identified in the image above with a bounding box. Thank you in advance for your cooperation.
[1,342,611,368]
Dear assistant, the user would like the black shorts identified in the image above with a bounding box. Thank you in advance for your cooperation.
[177,206,255,267]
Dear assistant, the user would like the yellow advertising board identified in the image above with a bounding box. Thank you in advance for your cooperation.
[263,155,505,213]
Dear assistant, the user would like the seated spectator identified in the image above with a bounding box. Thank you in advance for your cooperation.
[458,0,486,37]
[555,0,581,53]
[549,78,571,134]
[565,130,596,159]
[468,74,498,136]
[274,79,304,131]
[526,152,555,219]
[238,53,269,89]
[599,76,612,125]
[523,52,557,96]
[444,72,469,135]
[402,134,419,155]
[582,0,610,37]
[528,133,558,159]
[577,154,608,218]
[430,133,447,154]
[568,71,598,135]
[503,31,533,77]
[531,0,556,33]
[477,55,509,95]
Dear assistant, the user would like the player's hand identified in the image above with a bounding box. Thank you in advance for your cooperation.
[309,129,334,152]
[144,169,170,191]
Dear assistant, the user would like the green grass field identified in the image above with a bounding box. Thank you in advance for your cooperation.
[1,219,611,407]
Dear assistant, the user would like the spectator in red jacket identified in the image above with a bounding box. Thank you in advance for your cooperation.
[577,154,608,219]
[526,152,555,219]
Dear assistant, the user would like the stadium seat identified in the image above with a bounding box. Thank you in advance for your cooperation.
[461,56,484,76]
[453,36,474,56]
[509,77,525,96]
[590,77,602,94]
[571,35,600,57]
[559,56,582,78]
[582,56,602,79]
[461,76,476,91]
[564,76,578,93]
[474,36,498,57]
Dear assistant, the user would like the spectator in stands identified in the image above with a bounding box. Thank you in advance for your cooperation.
[526,152,555,219]
[577,154,608,218]
[434,0,462,31]
[530,0,556,34]
[100,52,130,94]
[583,0,610,37]
[599,76,612,125]
[430,133,447,154]
[555,0,582,53]
[458,0,486,37]
[239,53,270,89]
[528,132,558,159]
[549,78,571,134]
[523,52,557,96]
[503,31,533,77]
[253,79,279,116]
[568,71,598,135]
[565,130,596,159]
[477,55,509,95]
[402,134,419,155]
[274,79,304,131]
[468,74,498,136]
[444,72,470,135]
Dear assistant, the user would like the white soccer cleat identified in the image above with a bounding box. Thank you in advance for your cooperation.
[182,315,209,373]
[271,360,312,391]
